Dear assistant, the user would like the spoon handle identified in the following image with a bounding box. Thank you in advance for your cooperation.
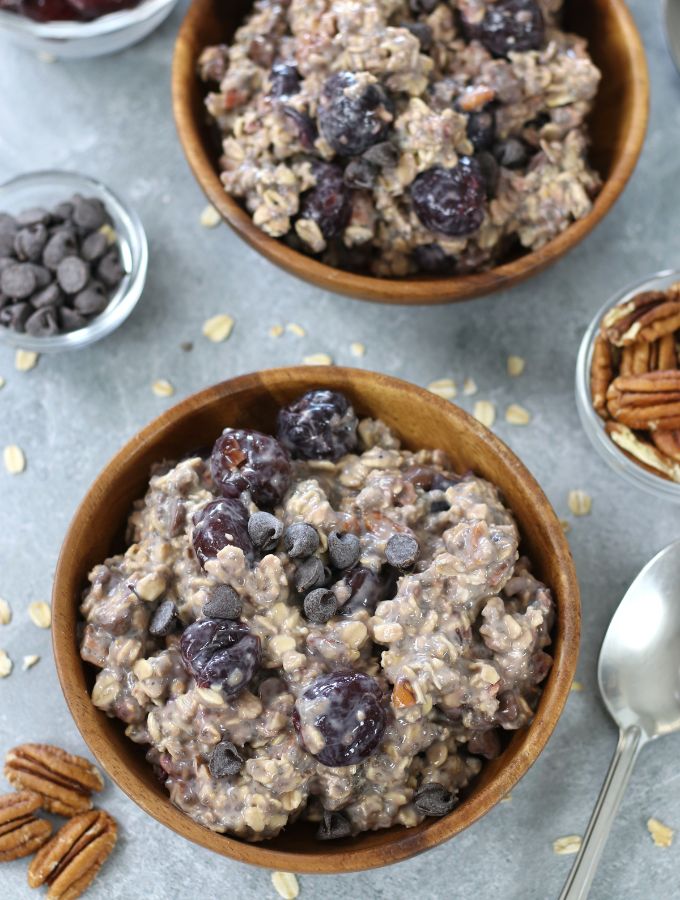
[559,725,643,900]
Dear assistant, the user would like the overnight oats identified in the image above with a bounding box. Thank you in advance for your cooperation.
[79,389,555,841]
[198,0,601,276]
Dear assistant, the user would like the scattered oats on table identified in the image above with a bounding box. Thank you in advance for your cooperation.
[0,376,5,390]
[203,314,234,342]
[22,655,40,671]
[28,601,51,630]
[568,490,592,516]
[647,818,674,848]
[553,835,582,855]
[0,649,12,678]
[269,324,284,338]
[350,342,366,357]
[200,204,221,228]
[0,598,11,625]
[570,681,584,693]
[15,349,38,372]
[507,356,526,377]
[303,353,333,366]
[427,378,457,400]
[152,379,175,398]
[271,872,299,900]
[463,378,478,396]
[560,519,572,534]
[286,323,306,337]
[505,404,531,425]
[473,400,496,428]
[3,445,26,475]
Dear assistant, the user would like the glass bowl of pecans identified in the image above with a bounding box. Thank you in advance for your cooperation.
[576,269,680,501]
[0,170,148,353]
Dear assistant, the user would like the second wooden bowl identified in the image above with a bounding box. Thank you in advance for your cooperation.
[172,0,648,305]
[52,367,580,873]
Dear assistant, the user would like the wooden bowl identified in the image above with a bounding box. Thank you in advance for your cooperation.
[53,367,580,873]
[172,0,648,306]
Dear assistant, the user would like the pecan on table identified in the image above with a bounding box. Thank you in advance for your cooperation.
[0,791,51,862]
[4,744,104,817]
[28,810,117,900]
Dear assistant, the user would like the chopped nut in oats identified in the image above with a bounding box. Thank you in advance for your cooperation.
[3,444,26,475]
[202,314,234,343]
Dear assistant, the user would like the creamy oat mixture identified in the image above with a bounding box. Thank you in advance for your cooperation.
[198,0,601,276]
[80,390,554,841]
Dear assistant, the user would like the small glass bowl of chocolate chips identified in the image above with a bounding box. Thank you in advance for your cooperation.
[576,269,680,502]
[0,170,148,352]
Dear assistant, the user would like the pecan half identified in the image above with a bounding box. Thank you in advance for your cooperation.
[606,372,680,431]
[657,333,678,371]
[28,810,117,900]
[0,791,51,862]
[590,335,613,418]
[619,341,653,376]
[392,678,416,708]
[652,429,680,463]
[606,422,680,482]
[602,286,680,346]
[5,744,104,817]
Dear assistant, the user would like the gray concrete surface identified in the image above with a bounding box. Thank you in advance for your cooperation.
[0,2,678,897]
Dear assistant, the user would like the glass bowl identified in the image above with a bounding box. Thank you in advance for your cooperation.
[575,268,680,503]
[0,0,178,59]
[0,170,148,353]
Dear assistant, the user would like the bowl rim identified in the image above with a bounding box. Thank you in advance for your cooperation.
[52,366,580,873]
[0,0,176,38]
[171,0,649,305]
[0,169,148,353]
[575,268,680,502]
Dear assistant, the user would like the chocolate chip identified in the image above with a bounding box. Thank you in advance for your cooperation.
[74,282,108,315]
[1,263,36,299]
[59,307,87,332]
[43,231,77,271]
[248,511,283,553]
[57,256,90,294]
[0,233,15,257]
[72,196,107,231]
[97,248,124,288]
[81,230,108,262]
[149,600,178,637]
[25,306,59,337]
[29,264,51,288]
[32,282,63,309]
[0,214,17,234]
[362,140,399,168]
[14,224,47,261]
[327,530,361,570]
[0,302,30,332]
[0,257,14,273]
[316,810,352,840]
[303,588,337,624]
[208,740,243,777]
[413,783,456,817]
[203,584,242,619]
[283,522,319,559]
[52,201,74,222]
[17,207,50,227]
[295,557,326,593]
[385,533,419,569]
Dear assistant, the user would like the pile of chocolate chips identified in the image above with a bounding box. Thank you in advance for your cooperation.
[0,195,125,337]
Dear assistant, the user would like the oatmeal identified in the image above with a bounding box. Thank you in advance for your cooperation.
[198,0,601,276]
[80,389,554,841]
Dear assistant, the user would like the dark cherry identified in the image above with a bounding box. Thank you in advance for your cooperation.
[338,565,397,616]
[179,618,261,698]
[299,164,351,240]
[17,0,79,20]
[277,389,358,461]
[463,0,545,58]
[269,63,301,98]
[192,499,253,568]
[411,159,486,236]
[210,428,291,509]
[318,72,393,157]
[293,670,388,767]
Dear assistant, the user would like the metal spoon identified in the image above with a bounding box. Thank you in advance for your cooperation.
[664,0,680,74]
[560,539,680,900]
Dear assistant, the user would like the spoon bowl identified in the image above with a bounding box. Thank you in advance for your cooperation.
[599,539,680,739]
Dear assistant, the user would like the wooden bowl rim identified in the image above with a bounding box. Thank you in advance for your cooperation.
[171,0,649,305]
[53,367,580,873]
